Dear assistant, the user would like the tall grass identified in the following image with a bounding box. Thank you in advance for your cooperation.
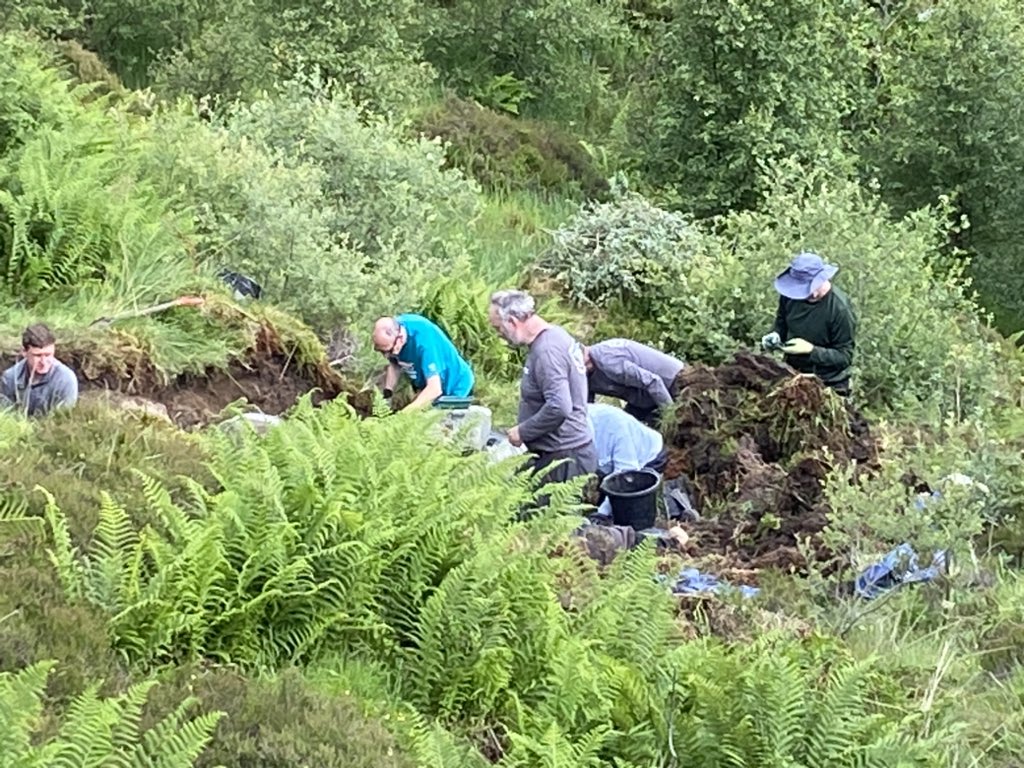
[454,191,577,286]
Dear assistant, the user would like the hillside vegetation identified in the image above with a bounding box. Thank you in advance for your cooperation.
[4,1,1024,765]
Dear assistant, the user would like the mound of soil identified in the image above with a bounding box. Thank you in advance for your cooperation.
[665,351,878,572]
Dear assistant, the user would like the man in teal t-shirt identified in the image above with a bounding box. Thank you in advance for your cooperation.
[371,314,474,410]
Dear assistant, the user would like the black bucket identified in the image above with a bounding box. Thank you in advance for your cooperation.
[600,469,662,530]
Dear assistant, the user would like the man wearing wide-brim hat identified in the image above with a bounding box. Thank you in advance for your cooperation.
[760,251,857,396]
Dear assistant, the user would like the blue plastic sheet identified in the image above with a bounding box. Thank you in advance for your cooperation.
[854,543,947,600]
[661,567,760,599]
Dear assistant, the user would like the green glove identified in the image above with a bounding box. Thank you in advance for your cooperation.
[781,337,813,355]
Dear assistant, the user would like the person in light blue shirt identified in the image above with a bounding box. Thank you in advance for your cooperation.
[371,314,475,410]
[587,402,668,517]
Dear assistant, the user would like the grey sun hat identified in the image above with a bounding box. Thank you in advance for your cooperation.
[774,251,838,300]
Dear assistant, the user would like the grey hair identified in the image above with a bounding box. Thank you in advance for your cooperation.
[489,289,536,323]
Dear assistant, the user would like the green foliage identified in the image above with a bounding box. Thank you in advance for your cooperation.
[0,399,212,542]
[821,423,991,572]
[224,87,480,261]
[0,125,194,304]
[137,87,480,333]
[413,96,609,197]
[421,270,521,380]
[149,0,432,113]
[0,546,125,705]
[542,163,1024,418]
[538,190,697,343]
[137,108,374,334]
[632,0,870,216]
[419,0,637,125]
[38,397,545,669]
[144,666,415,768]
[0,660,220,766]
[855,0,1024,335]
[662,633,947,766]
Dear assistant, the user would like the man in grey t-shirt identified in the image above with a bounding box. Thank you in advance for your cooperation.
[1,323,79,418]
[584,338,684,427]
[488,289,596,496]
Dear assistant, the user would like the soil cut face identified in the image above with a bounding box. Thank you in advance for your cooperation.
[2,324,373,429]
[664,351,878,574]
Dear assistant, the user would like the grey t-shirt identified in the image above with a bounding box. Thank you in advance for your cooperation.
[588,339,685,410]
[517,325,593,454]
[0,359,79,417]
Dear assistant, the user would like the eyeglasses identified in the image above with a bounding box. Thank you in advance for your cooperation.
[375,330,403,358]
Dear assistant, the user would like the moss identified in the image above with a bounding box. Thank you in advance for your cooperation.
[412,95,609,198]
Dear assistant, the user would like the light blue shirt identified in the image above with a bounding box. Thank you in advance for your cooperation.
[588,403,664,516]
[588,402,664,474]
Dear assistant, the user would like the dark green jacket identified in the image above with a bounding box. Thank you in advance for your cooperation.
[773,285,857,386]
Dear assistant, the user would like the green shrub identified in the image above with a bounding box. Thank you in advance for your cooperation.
[418,0,636,126]
[413,96,609,197]
[537,190,698,345]
[0,546,125,704]
[148,0,432,113]
[854,0,1024,336]
[0,399,212,543]
[660,633,951,767]
[630,0,870,216]
[223,87,480,264]
[144,666,415,768]
[540,163,1024,419]
[38,396,546,669]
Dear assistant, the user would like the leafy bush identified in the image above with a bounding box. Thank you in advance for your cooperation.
[148,0,432,113]
[660,633,950,766]
[854,0,1024,335]
[0,547,125,705]
[137,88,480,334]
[0,399,211,542]
[0,660,220,766]
[413,96,609,197]
[541,163,1024,418]
[39,397,544,669]
[418,0,636,126]
[631,0,870,216]
[223,87,480,263]
[137,109,376,334]
[821,423,993,572]
[539,190,696,315]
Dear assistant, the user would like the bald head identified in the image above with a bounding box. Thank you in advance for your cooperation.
[372,316,404,355]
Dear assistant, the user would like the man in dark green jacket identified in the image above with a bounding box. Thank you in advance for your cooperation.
[761,252,857,395]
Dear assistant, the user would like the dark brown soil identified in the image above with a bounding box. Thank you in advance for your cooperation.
[664,351,879,572]
[2,324,373,429]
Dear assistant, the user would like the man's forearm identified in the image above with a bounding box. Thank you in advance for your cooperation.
[383,363,400,393]
[405,377,442,410]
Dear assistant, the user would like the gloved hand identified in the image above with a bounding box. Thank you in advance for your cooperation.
[781,337,813,355]
[761,331,782,351]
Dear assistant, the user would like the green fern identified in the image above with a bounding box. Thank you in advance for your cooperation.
[0,661,220,766]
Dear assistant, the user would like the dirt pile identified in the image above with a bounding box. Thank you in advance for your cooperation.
[665,351,878,573]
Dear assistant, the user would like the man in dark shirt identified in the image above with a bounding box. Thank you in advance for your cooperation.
[488,289,597,491]
[583,338,684,427]
[761,252,857,395]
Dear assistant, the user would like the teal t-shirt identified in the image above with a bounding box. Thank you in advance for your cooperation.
[394,313,474,397]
